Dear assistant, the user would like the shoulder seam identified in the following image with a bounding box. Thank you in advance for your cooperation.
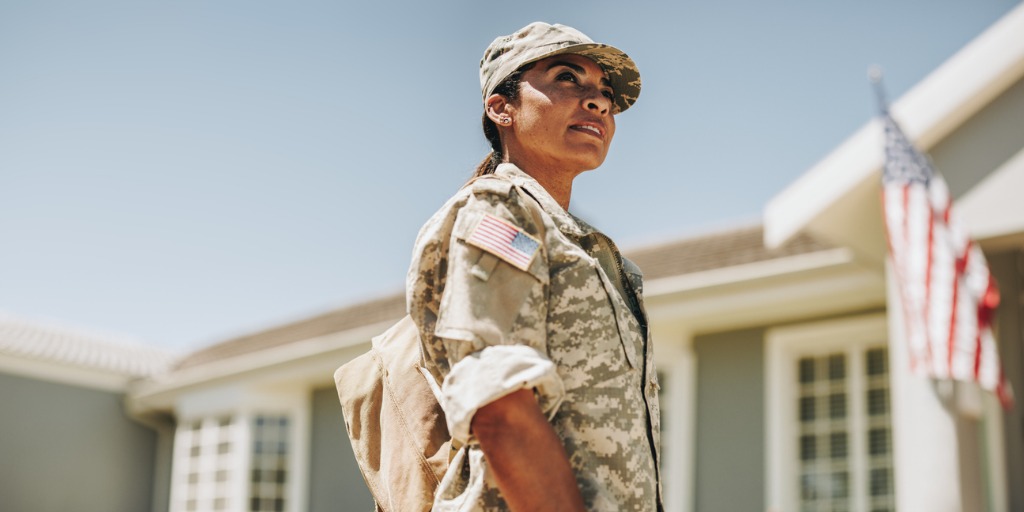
[467,175,515,198]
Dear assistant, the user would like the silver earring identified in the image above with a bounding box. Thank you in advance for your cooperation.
[499,117,512,125]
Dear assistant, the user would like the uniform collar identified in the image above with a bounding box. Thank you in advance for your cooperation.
[494,163,598,238]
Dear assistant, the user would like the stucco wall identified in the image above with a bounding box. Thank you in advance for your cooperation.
[692,328,765,512]
[0,372,157,512]
[308,386,375,512]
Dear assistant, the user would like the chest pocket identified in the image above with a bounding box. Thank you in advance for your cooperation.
[576,235,645,370]
[542,238,640,376]
[589,255,642,369]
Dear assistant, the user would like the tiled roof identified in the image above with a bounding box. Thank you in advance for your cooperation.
[174,293,407,371]
[174,224,833,370]
[626,224,834,281]
[0,314,176,378]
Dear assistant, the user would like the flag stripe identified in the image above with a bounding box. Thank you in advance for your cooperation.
[880,111,1013,409]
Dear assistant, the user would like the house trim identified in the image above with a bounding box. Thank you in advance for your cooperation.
[653,326,697,512]
[645,248,885,335]
[0,352,133,392]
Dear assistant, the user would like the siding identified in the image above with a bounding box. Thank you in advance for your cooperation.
[308,386,375,512]
[990,249,1024,512]
[0,372,158,512]
[693,328,765,512]
[930,77,1024,199]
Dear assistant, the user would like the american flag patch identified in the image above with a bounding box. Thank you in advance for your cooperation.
[466,214,541,271]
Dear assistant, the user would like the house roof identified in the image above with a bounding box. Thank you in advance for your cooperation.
[628,225,832,281]
[0,313,176,379]
[174,294,407,371]
[172,224,832,372]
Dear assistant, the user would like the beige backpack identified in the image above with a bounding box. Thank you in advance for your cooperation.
[333,315,452,512]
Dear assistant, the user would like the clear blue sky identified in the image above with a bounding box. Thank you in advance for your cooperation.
[2,0,1019,352]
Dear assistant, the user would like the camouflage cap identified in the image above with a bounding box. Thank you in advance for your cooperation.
[480,22,641,114]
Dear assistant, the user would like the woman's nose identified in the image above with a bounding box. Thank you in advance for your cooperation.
[583,89,611,115]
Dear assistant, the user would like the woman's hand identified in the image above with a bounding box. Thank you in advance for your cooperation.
[472,388,586,512]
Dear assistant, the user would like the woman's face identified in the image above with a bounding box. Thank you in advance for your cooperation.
[500,54,617,175]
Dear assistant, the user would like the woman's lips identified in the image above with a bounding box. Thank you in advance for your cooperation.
[570,123,604,139]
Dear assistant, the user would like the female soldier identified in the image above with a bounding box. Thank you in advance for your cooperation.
[407,22,661,511]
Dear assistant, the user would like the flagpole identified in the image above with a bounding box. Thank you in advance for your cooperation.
[868,65,889,115]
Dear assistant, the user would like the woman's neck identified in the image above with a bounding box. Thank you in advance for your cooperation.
[506,158,580,211]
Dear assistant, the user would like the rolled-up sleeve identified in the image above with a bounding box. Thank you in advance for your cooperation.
[422,190,562,443]
[441,344,565,445]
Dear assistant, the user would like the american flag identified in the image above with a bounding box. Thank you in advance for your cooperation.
[466,214,540,272]
[880,109,1013,408]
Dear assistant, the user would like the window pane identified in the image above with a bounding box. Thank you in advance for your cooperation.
[870,468,891,496]
[799,358,815,383]
[830,432,848,459]
[869,428,890,456]
[866,348,887,376]
[829,393,846,419]
[831,471,849,498]
[800,435,817,461]
[800,397,816,422]
[801,474,818,500]
[828,354,845,380]
[867,389,889,416]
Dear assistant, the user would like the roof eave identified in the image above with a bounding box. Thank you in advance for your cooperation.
[126,318,396,414]
[764,4,1024,256]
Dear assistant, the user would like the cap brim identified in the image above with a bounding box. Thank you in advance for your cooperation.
[523,42,642,113]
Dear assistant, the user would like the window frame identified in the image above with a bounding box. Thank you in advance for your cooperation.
[168,387,310,512]
[765,313,893,512]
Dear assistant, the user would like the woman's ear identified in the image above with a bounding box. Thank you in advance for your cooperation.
[485,94,511,126]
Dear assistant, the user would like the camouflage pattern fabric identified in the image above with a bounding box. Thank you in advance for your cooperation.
[406,163,662,511]
[479,22,641,114]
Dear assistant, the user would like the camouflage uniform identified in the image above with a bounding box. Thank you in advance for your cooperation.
[407,163,662,511]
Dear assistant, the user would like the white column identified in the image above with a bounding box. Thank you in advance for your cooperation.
[657,327,696,512]
[886,261,965,512]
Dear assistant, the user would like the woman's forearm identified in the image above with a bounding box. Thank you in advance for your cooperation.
[471,388,586,512]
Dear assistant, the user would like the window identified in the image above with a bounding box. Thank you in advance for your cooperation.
[170,412,297,512]
[171,416,238,512]
[767,315,896,512]
[250,415,290,512]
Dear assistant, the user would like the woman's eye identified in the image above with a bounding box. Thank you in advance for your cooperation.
[602,90,614,99]
[557,72,578,83]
